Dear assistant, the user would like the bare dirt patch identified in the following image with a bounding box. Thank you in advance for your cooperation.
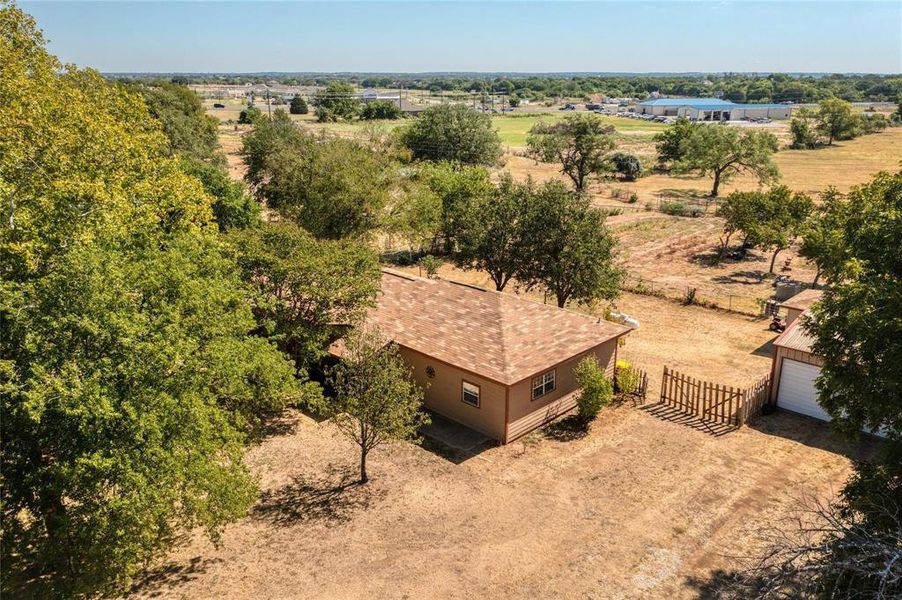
[129,405,873,600]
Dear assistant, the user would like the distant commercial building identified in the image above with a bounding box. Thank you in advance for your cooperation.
[636,98,791,121]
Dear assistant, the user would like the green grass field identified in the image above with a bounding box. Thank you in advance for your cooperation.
[205,99,664,147]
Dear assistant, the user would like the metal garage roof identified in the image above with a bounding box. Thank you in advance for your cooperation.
[638,98,733,107]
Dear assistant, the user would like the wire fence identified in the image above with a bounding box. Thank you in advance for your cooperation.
[621,275,767,317]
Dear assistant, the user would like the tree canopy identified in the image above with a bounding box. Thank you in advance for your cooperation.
[400,104,502,166]
[806,171,902,438]
[527,113,616,192]
[520,181,624,308]
[317,330,428,483]
[673,125,779,197]
[242,115,396,239]
[228,222,381,368]
[449,174,531,291]
[1,6,299,595]
[289,94,308,115]
[360,99,402,120]
[313,81,360,122]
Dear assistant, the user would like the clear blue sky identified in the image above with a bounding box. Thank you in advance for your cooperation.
[21,1,902,74]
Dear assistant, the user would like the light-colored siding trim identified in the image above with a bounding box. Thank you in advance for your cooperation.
[769,346,824,403]
[505,390,579,443]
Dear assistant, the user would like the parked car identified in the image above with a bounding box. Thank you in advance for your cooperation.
[213,103,226,109]
[559,103,577,111]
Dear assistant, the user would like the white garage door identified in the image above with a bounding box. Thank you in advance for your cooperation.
[776,359,830,421]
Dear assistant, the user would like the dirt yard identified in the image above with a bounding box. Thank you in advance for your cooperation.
[129,402,872,600]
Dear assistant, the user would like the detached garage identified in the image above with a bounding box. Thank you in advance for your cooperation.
[769,295,827,421]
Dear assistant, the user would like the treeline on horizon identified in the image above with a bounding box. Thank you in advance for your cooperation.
[111,72,902,103]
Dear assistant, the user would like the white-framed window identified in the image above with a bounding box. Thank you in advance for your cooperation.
[532,370,556,400]
[461,380,480,407]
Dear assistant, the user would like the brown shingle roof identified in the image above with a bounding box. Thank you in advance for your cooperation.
[773,311,816,354]
[362,269,631,385]
[780,289,823,312]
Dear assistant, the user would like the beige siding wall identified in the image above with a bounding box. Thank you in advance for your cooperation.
[398,347,507,440]
[505,340,618,441]
[785,307,804,325]
[769,346,824,403]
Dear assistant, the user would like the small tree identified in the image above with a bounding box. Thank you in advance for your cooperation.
[521,181,624,307]
[360,99,402,120]
[527,113,616,192]
[611,152,642,181]
[400,104,502,165]
[673,125,779,197]
[573,356,613,421]
[789,107,820,149]
[289,94,308,115]
[324,330,429,483]
[816,98,860,145]
[715,191,760,259]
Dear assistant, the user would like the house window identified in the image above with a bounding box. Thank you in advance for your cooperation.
[461,381,480,407]
[532,370,556,400]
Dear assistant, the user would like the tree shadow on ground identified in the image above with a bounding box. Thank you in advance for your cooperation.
[542,415,591,442]
[748,410,882,461]
[252,468,381,527]
[684,569,752,600]
[712,270,768,285]
[128,556,223,598]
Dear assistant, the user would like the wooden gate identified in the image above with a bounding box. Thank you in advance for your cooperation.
[659,366,770,427]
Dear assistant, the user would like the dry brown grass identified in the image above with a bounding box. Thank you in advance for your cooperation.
[129,402,872,599]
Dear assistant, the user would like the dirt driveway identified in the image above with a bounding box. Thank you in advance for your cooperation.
[130,402,873,600]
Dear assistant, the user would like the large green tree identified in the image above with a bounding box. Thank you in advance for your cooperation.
[127,80,223,166]
[400,104,502,166]
[313,81,360,122]
[520,181,624,307]
[673,125,779,197]
[1,6,299,595]
[229,222,381,368]
[527,113,616,192]
[179,158,261,230]
[816,98,860,146]
[242,116,395,239]
[450,174,530,291]
[806,171,901,437]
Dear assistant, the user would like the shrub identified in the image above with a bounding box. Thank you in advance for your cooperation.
[611,152,642,181]
[238,105,263,125]
[360,100,402,120]
[628,192,639,204]
[289,95,308,115]
[573,357,613,421]
[418,254,442,278]
[660,201,701,218]
[614,360,641,395]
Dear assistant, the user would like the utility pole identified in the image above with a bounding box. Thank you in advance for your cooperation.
[266,88,271,118]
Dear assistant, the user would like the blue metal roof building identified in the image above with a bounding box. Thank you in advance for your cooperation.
[636,97,792,120]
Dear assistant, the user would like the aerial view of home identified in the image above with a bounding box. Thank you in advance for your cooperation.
[2,1,899,599]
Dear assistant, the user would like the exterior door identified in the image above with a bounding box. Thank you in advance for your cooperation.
[776,359,829,421]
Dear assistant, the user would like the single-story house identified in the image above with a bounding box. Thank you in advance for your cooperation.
[334,269,632,443]
[635,98,791,121]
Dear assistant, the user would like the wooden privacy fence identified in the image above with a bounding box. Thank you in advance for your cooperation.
[660,366,771,427]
